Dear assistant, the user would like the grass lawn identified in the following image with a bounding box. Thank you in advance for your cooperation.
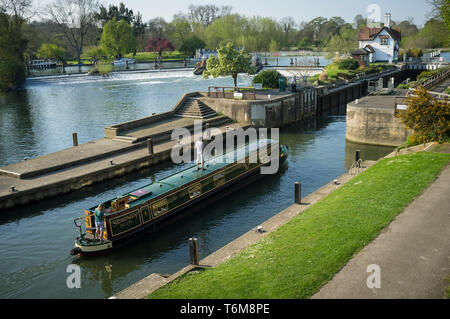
[148,152,450,299]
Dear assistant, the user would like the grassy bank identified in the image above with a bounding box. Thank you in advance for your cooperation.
[148,152,450,299]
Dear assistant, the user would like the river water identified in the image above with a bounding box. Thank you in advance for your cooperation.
[0,69,395,299]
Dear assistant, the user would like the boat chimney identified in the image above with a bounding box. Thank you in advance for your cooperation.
[385,13,391,29]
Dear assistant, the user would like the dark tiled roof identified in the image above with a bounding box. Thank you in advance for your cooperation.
[352,48,369,55]
[358,26,401,41]
[364,44,375,53]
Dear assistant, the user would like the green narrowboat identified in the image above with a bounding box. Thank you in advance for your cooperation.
[70,139,289,256]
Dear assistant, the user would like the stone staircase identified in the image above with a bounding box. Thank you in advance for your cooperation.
[174,96,217,119]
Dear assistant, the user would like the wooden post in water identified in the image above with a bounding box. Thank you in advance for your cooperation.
[72,133,78,147]
[295,182,301,204]
[189,237,199,265]
[147,138,154,156]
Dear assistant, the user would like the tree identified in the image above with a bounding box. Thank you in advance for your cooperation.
[325,24,358,57]
[166,16,192,48]
[187,4,232,27]
[96,2,146,41]
[147,17,167,40]
[398,86,450,143]
[37,43,66,72]
[145,38,174,58]
[46,0,100,64]
[100,18,136,59]
[280,16,296,48]
[179,36,205,57]
[85,46,105,64]
[203,42,256,89]
[0,0,31,91]
[96,2,134,25]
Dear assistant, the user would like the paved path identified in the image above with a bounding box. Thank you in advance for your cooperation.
[312,164,450,299]
[432,77,450,94]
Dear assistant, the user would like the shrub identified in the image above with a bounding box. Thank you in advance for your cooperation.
[398,86,450,143]
[337,58,359,70]
[252,70,282,89]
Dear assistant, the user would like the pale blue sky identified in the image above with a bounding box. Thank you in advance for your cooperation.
[36,0,434,26]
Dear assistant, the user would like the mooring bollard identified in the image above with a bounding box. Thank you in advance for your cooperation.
[147,138,154,156]
[72,132,78,147]
[295,182,301,204]
[189,237,199,265]
[205,123,210,140]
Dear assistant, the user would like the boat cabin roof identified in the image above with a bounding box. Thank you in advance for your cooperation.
[91,139,278,214]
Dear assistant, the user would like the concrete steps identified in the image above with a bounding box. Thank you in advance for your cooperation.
[174,97,218,119]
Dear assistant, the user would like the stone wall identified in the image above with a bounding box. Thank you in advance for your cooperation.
[201,91,315,128]
[346,102,412,147]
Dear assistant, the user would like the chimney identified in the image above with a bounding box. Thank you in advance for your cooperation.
[385,13,391,29]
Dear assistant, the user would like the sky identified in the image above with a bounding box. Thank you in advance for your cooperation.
[34,0,434,27]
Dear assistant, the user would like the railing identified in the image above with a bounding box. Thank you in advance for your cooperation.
[410,67,450,90]
[207,86,257,100]
[349,159,363,175]
[394,90,450,114]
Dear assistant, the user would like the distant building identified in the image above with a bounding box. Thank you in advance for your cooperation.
[353,13,402,65]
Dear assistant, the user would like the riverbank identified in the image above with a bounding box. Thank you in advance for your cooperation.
[142,150,450,298]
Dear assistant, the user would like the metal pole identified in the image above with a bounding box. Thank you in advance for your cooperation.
[147,138,154,156]
[72,132,78,147]
[189,237,199,265]
[295,182,301,204]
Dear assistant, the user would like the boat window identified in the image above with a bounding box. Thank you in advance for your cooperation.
[141,205,152,223]
[213,173,225,187]
[151,199,168,218]
[111,196,131,212]
[188,183,202,199]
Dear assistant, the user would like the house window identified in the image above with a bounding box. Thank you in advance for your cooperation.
[380,38,388,45]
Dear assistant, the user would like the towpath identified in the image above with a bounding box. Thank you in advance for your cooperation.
[312,159,450,299]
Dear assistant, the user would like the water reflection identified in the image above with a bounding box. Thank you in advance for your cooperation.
[345,140,395,170]
[0,91,38,165]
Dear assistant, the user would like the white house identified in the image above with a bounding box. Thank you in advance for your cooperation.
[353,13,401,65]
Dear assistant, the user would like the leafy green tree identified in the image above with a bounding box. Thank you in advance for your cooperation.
[167,16,192,48]
[203,42,256,88]
[269,39,278,53]
[100,18,136,59]
[325,24,358,57]
[85,46,106,64]
[37,43,67,72]
[96,2,146,40]
[179,36,205,57]
[0,3,28,91]
[96,2,134,25]
[402,18,448,48]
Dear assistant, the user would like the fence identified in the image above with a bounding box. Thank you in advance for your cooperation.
[207,86,257,100]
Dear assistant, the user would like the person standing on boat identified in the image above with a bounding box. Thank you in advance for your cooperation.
[291,76,297,92]
[195,137,205,170]
[94,204,105,243]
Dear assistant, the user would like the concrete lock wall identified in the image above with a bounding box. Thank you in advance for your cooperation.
[105,112,173,138]
[346,104,412,147]
[202,92,313,128]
